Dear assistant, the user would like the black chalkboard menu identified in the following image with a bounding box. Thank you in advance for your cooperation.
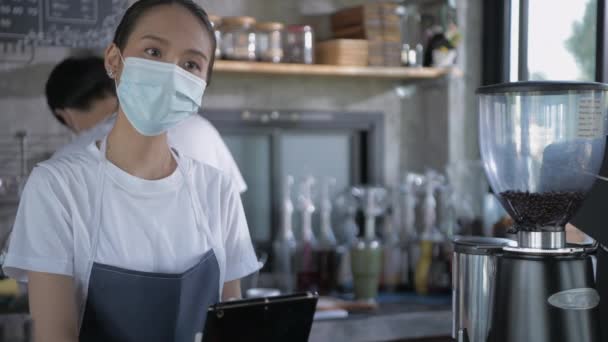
[0,0,128,48]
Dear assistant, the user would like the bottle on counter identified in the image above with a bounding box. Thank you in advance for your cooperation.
[414,171,451,295]
[272,175,297,293]
[430,240,452,294]
[295,176,319,292]
[431,175,453,294]
[334,188,360,292]
[436,179,456,239]
[316,177,339,295]
[351,187,387,302]
[414,172,437,295]
[399,173,424,291]
[380,189,402,292]
[416,239,452,295]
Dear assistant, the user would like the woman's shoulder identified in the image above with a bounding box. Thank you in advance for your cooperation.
[168,115,223,160]
[35,142,100,184]
[20,147,97,210]
[185,156,238,194]
[44,141,97,166]
[52,118,114,159]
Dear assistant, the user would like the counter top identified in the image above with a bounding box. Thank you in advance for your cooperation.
[0,291,452,342]
[309,294,452,342]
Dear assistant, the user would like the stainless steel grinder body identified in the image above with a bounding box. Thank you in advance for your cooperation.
[452,236,516,342]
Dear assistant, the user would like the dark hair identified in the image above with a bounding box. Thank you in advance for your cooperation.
[45,56,116,126]
[113,0,216,82]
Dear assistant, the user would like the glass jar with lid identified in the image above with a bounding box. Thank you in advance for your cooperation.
[255,22,285,63]
[220,16,257,61]
[208,15,222,59]
[286,25,314,64]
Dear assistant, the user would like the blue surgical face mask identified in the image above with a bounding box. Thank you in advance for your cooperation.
[116,56,207,136]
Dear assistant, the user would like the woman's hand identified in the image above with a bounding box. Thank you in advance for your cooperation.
[28,272,79,342]
[222,279,242,301]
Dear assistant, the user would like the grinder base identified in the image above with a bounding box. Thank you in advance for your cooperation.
[489,251,600,342]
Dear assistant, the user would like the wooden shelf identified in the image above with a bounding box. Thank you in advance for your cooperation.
[213,60,457,80]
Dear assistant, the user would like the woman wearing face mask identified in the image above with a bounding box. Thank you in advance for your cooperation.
[2,1,259,341]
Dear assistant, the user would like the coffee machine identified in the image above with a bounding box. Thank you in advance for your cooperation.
[453,81,608,342]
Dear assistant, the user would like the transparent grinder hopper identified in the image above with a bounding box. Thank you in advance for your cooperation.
[478,81,608,249]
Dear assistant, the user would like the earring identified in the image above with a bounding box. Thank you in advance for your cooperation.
[107,70,114,78]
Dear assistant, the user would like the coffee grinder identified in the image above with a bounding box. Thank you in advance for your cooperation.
[453,81,608,342]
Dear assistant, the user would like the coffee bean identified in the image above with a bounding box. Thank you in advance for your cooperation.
[499,191,585,231]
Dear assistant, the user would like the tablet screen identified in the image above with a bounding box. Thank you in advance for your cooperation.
[202,292,318,342]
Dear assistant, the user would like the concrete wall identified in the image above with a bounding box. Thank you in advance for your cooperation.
[0,0,482,186]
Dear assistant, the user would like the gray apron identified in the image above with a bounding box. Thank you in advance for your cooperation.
[79,139,220,342]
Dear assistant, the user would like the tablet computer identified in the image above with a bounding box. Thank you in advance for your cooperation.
[202,292,318,342]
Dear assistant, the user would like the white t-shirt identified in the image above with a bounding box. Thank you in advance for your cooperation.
[54,114,247,193]
[3,141,259,315]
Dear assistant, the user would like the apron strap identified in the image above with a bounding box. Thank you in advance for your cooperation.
[79,137,109,328]
[170,148,205,228]
[170,148,226,299]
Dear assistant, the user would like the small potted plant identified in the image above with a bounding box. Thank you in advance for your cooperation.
[427,23,460,67]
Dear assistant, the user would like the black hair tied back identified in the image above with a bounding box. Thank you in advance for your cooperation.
[113,0,216,81]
